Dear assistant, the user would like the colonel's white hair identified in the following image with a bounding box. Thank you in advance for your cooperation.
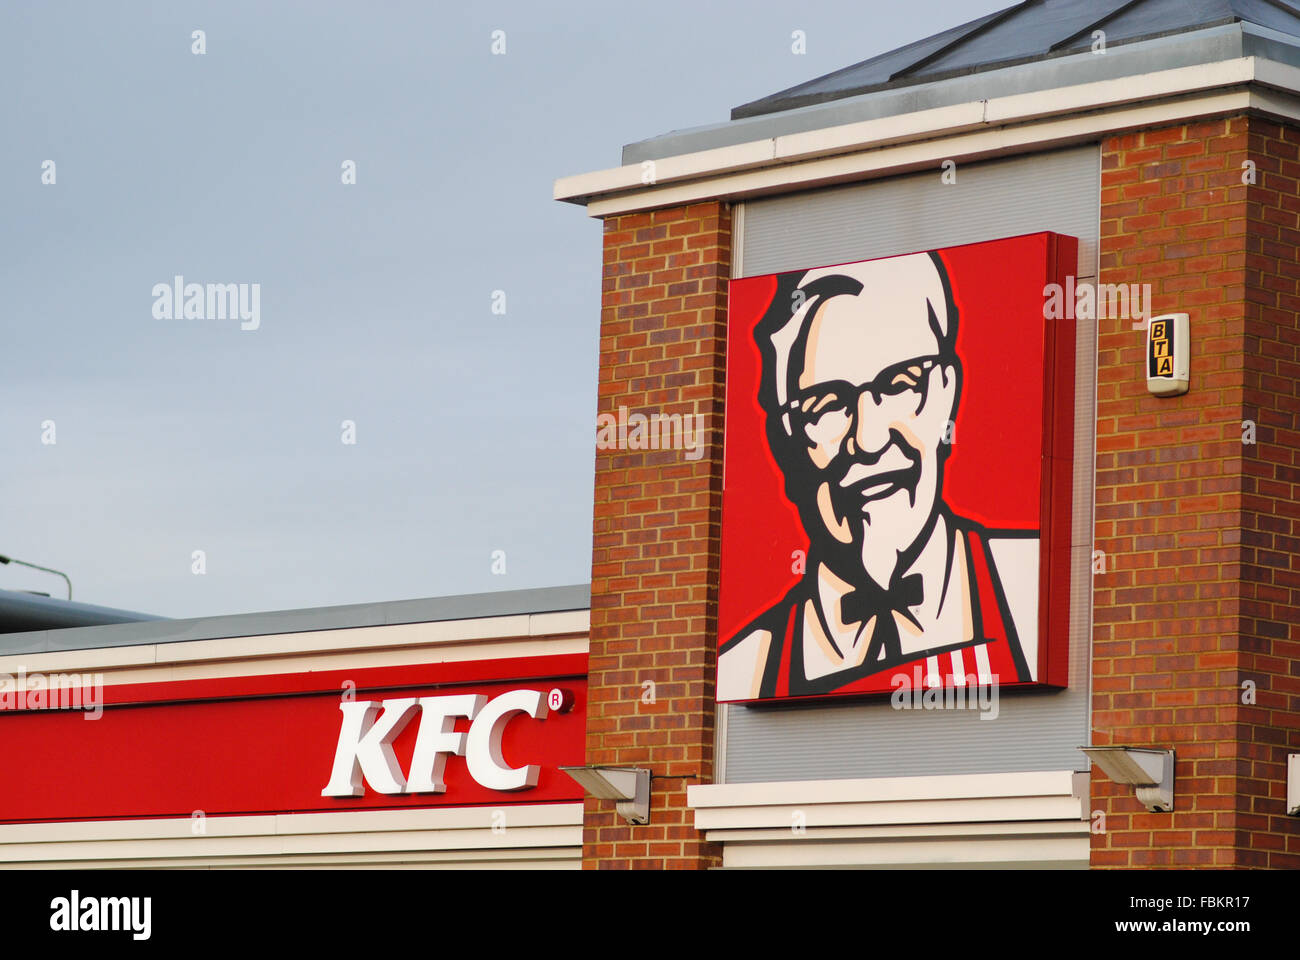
[765,252,955,439]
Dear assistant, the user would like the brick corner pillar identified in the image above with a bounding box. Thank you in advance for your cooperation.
[1092,114,1300,868]
[583,201,731,869]
[1238,116,1300,869]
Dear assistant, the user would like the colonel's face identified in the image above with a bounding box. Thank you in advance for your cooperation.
[779,255,960,588]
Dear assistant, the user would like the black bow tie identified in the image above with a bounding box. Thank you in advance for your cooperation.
[839,574,924,627]
[839,574,925,666]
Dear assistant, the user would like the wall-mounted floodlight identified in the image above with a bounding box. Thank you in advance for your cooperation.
[560,766,650,825]
[1288,755,1299,817]
[1080,746,1175,813]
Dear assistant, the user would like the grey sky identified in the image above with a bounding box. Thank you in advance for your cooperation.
[1,0,1007,618]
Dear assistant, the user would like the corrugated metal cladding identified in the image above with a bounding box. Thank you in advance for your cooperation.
[724,144,1100,782]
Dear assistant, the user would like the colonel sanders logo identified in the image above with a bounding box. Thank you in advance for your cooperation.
[718,246,1062,702]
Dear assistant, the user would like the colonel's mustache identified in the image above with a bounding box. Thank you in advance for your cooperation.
[825,431,924,518]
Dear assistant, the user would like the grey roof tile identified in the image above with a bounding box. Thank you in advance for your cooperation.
[732,0,1300,119]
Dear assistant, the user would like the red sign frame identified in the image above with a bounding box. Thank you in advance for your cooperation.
[0,654,586,823]
[718,232,1076,703]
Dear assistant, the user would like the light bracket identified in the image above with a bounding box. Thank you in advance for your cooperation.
[1080,746,1175,813]
[560,765,651,825]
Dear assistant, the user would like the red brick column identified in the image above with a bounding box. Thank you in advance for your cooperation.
[1092,115,1300,867]
[1238,117,1300,868]
[583,202,730,869]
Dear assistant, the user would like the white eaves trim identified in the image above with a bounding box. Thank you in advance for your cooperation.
[690,769,1085,808]
[688,771,1090,868]
[0,803,584,869]
[719,834,1089,869]
[554,57,1299,217]
[0,608,590,682]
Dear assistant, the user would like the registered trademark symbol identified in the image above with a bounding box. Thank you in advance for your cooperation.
[547,688,574,713]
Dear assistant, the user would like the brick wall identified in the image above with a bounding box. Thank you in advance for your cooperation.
[583,201,731,869]
[1092,115,1300,867]
[1239,117,1300,867]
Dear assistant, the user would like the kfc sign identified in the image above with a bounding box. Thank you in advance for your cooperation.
[323,688,559,797]
[0,659,585,823]
[718,233,1076,703]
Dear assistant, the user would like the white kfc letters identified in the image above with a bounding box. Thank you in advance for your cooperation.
[321,689,548,797]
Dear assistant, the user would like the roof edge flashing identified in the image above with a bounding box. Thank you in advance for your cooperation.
[559,57,1270,212]
[1241,15,1300,55]
[0,583,593,655]
[619,21,1258,167]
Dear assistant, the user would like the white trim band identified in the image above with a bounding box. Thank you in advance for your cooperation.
[555,57,1300,217]
[0,610,590,685]
[688,770,1090,868]
[0,803,584,870]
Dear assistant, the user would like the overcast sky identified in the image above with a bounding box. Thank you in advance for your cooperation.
[0,0,1007,619]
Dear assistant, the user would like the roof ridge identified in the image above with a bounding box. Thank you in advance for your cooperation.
[1244,0,1300,18]
[890,0,1036,81]
[1047,0,1149,52]
[730,3,1020,119]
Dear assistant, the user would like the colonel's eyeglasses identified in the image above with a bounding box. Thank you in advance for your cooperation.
[787,356,944,432]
